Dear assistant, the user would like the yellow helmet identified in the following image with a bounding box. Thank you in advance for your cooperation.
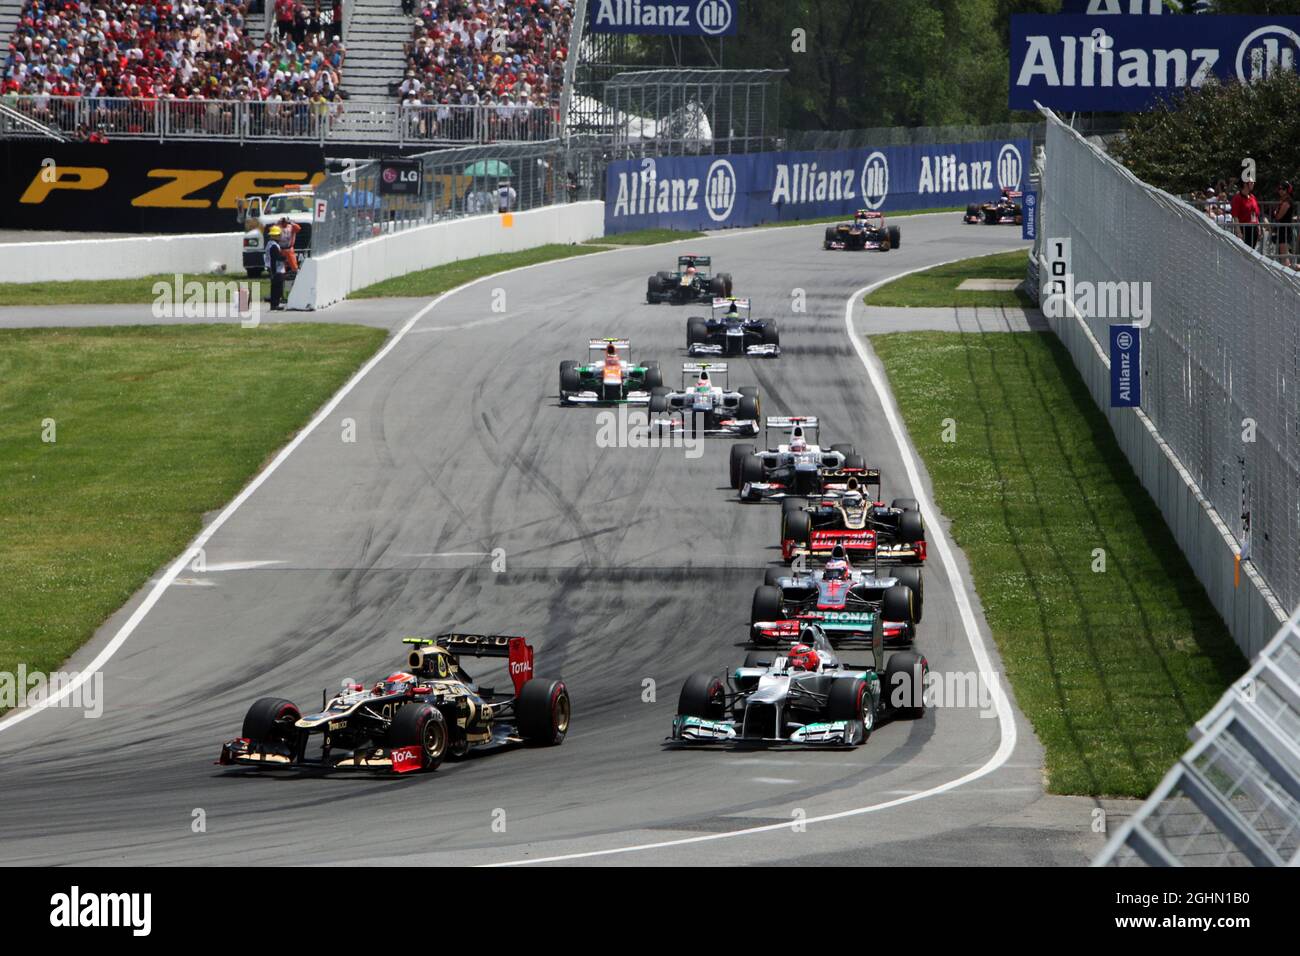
[267,226,282,237]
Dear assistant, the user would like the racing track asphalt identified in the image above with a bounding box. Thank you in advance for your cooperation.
[0,215,1111,866]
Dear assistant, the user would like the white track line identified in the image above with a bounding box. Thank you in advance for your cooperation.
[486,257,1020,866]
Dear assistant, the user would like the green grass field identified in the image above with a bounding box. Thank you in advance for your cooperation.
[864,249,1033,308]
[0,273,242,308]
[0,324,386,690]
[872,331,1243,797]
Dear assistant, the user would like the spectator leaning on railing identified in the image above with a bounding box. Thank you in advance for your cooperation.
[1231,178,1261,250]
[1271,180,1296,269]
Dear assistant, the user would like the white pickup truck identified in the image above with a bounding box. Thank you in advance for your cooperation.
[237,185,315,278]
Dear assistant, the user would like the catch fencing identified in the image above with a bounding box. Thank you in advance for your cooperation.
[1035,108,1297,645]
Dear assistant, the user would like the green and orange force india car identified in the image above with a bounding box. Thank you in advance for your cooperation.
[560,338,664,405]
[218,634,570,774]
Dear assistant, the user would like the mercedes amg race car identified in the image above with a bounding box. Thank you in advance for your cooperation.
[649,363,761,437]
[218,634,570,774]
[752,544,922,646]
[559,338,663,405]
[646,254,734,304]
[729,417,866,501]
[687,298,780,357]
[964,188,1023,225]
[823,209,901,251]
[669,621,927,747]
[779,472,927,564]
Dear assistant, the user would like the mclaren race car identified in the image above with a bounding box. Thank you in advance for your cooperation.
[647,254,734,304]
[752,544,922,646]
[730,417,866,500]
[780,472,926,564]
[560,338,663,405]
[669,621,927,747]
[687,298,780,357]
[823,209,901,251]
[649,363,760,437]
[218,634,570,774]
[964,188,1023,225]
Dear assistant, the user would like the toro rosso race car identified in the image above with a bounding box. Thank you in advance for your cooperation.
[560,338,663,405]
[780,472,927,564]
[964,188,1023,225]
[647,254,733,304]
[823,210,901,251]
[669,621,927,747]
[752,544,922,646]
[687,298,780,357]
[218,634,570,774]
[650,363,760,437]
[729,417,866,500]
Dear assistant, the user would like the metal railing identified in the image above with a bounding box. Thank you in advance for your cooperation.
[1183,197,1300,270]
[0,95,559,145]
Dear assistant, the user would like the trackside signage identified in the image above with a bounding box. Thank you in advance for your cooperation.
[590,0,737,35]
[603,140,1030,233]
[1010,15,1300,111]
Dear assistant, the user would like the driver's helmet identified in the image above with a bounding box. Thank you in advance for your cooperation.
[787,643,820,672]
[696,369,711,389]
[727,302,739,315]
[822,559,848,581]
[842,476,863,505]
[685,265,697,276]
[373,671,417,696]
[790,435,807,453]
[605,342,619,359]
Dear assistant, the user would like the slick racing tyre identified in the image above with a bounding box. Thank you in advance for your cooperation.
[761,319,779,348]
[891,566,924,623]
[241,697,301,745]
[517,679,570,745]
[827,677,873,740]
[823,226,837,249]
[643,361,663,390]
[897,508,925,545]
[882,584,915,625]
[891,497,919,512]
[842,453,866,471]
[646,275,662,302]
[648,386,670,414]
[740,453,766,486]
[678,674,725,720]
[388,702,449,772]
[830,443,856,458]
[559,360,580,397]
[719,272,734,296]
[888,226,901,249]
[708,275,727,297]
[730,443,755,489]
[885,650,929,718]
[784,509,812,551]
[737,386,759,422]
[751,585,784,632]
[687,316,708,346]
[764,566,787,587]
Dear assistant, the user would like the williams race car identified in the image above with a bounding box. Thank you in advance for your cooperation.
[669,621,927,747]
[964,188,1023,225]
[560,338,663,405]
[729,417,866,500]
[752,544,922,646]
[780,472,927,564]
[218,634,570,774]
[647,254,733,304]
[649,363,760,437]
[823,209,900,251]
[687,298,780,357]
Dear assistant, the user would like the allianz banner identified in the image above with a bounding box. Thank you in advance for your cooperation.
[604,140,1031,234]
[1010,15,1300,111]
[589,0,737,36]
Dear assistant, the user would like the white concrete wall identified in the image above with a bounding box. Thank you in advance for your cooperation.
[0,232,245,283]
[287,201,605,310]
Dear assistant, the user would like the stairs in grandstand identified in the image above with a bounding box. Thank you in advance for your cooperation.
[341,0,413,104]
[0,0,22,44]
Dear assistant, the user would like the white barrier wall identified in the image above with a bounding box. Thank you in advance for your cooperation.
[288,201,605,310]
[0,232,245,283]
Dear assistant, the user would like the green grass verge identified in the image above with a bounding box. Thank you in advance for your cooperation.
[865,250,1033,308]
[0,273,240,308]
[872,331,1244,797]
[758,206,963,228]
[592,227,705,245]
[0,323,387,690]
[350,243,606,298]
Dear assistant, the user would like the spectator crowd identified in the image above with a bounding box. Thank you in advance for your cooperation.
[1189,175,1299,270]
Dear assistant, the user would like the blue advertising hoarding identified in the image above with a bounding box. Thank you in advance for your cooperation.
[1059,0,1176,12]
[589,0,737,36]
[1110,325,1142,407]
[1010,15,1300,111]
[604,140,1031,234]
[1022,190,1038,241]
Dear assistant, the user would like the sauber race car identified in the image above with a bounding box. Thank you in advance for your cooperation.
[650,363,760,437]
[729,417,866,500]
[964,188,1023,225]
[752,544,922,646]
[560,338,664,405]
[669,621,927,747]
[687,298,780,357]
[823,209,901,251]
[780,472,926,565]
[646,254,734,304]
[218,634,570,774]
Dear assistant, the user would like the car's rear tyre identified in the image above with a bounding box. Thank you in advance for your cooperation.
[646,275,660,302]
[781,495,808,519]
[827,677,872,737]
[831,443,856,458]
[890,566,924,623]
[559,360,580,396]
[516,679,570,745]
[729,443,754,489]
[882,584,914,625]
[842,453,866,471]
[708,276,727,297]
[885,650,928,718]
[737,392,759,422]
[898,508,925,544]
[678,674,725,719]
[388,701,448,772]
[784,509,812,550]
[687,316,708,345]
[762,320,780,347]
[740,453,765,486]
[648,386,670,414]
[241,696,300,743]
[643,364,663,390]
[751,585,784,629]
[888,226,901,249]
[764,566,786,587]
[891,497,919,512]
[823,226,837,249]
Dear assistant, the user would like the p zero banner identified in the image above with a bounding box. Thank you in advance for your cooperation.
[1010,15,1300,111]
[0,140,325,233]
[589,0,737,36]
[603,140,1030,234]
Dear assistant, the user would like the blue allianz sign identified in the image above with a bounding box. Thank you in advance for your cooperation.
[1110,325,1142,407]
[589,0,737,36]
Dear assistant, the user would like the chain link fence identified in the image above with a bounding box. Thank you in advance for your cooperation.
[312,137,602,256]
[1038,109,1300,615]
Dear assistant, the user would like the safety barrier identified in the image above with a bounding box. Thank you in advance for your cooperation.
[0,232,245,284]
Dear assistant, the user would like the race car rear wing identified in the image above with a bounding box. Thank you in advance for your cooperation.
[589,338,631,355]
[410,633,534,694]
[681,362,728,388]
[711,297,750,315]
[765,415,819,444]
